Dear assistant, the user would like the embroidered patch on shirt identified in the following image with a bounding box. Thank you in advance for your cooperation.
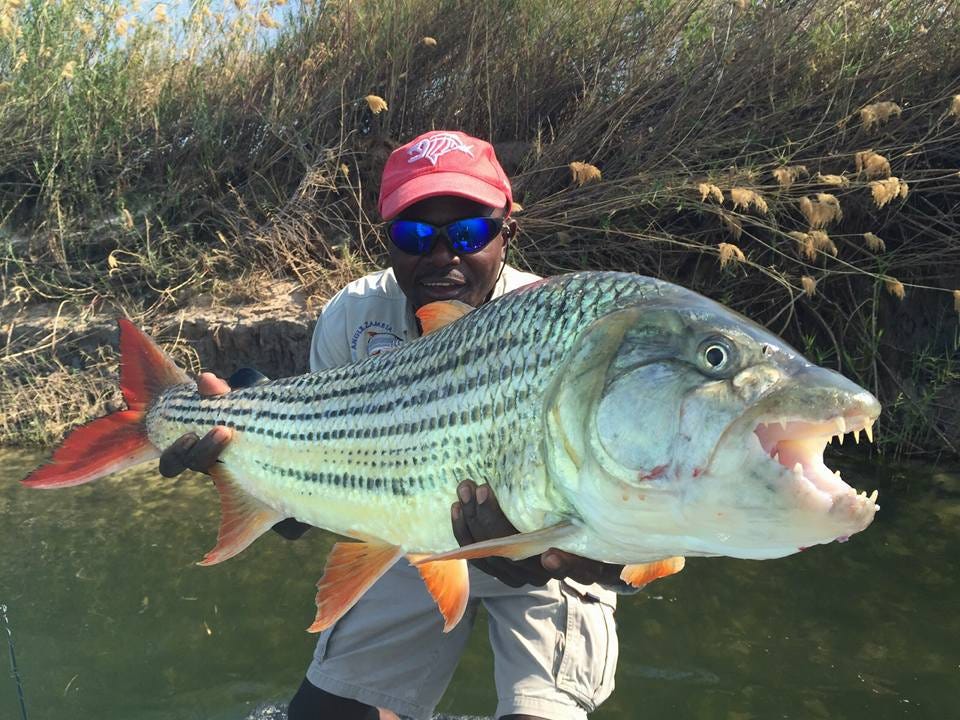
[407,133,474,166]
[366,330,403,356]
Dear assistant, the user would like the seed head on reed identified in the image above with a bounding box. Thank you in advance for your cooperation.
[0,13,14,40]
[78,21,95,40]
[860,101,902,132]
[122,209,134,230]
[884,277,905,300]
[730,187,768,214]
[799,194,842,229]
[154,4,168,23]
[273,0,288,5]
[950,95,960,119]
[801,275,817,297]
[953,290,960,314]
[569,162,602,186]
[855,150,891,179]
[258,11,280,29]
[233,0,248,9]
[863,232,886,252]
[718,242,746,268]
[870,177,908,208]
[788,231,816,261]
[772,165,808,190]
[809,230,838,256]
[422,36,437,47]
[339,163,350,177]
[698,182,723,203]
[116,18,129,36]
[720,212,742,240]
[815,173,848,187]
[60,61,76,81]
[365,95,388,114]
[511,202,523,214]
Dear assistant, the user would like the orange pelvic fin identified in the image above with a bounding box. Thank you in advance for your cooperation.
[415,300,474,335]
[307,540,403,633]
[22,319,192,489]
[620,557,686,588]
[408,555,470,632]
[198,465,285,566]
[411,521,580,564]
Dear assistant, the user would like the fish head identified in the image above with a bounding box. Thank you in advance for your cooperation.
[548,284,880,561]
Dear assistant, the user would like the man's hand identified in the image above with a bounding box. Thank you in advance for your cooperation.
[451,480,624,588]
[158,373,232,477]
[156,370,311,541]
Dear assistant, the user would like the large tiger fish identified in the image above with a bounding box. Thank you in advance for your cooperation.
[23,272,880,632]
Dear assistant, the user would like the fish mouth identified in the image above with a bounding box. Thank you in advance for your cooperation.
[753,411,880,522]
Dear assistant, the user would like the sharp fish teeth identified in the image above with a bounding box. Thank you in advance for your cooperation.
[792,462,804,477]
[864,422,874,443]
[852,429,859,444]
[834,416,847,436]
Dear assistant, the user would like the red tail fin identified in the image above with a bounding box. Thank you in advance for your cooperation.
[22,319,191,488]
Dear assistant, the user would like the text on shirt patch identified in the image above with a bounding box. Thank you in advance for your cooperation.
[406,133,474,166]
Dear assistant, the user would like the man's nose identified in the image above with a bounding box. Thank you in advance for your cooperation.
[426,236,460,265]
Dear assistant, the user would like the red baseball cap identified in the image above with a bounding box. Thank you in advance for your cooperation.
[378,130,513,220]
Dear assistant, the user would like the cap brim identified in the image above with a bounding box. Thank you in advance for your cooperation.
[380,172,508,220]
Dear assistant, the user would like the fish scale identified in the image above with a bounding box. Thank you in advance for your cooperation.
[143,272,652,552]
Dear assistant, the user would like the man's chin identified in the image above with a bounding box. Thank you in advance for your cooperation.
[417,283,471,305]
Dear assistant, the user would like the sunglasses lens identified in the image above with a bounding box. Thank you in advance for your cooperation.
[446,218,502,254]
[389,221,437,255]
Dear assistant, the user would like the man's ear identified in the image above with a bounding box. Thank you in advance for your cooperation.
[502,218,518,243]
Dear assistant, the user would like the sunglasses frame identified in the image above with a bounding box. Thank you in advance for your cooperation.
[386,216,506,256]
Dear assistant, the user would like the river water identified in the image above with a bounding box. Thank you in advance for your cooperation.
[1,449,957,720]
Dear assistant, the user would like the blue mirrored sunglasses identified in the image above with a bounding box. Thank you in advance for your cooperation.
[387,217,504,256]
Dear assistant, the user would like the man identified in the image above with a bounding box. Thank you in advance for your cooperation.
[160,131,624,720]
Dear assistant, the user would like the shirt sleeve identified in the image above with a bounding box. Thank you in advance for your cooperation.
[309,292,353,372]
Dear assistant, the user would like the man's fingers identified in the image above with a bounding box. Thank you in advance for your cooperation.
[542,550,604,585]
[197,372,231,397]
[471,483,520,539]
[182,426,233,472]
[158,433,198,478]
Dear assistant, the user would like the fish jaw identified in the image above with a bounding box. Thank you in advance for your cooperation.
[681,365,882,559]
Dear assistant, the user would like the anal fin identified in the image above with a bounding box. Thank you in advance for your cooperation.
[197,465,285,566]
[411,521,580,565]
[307,540,403,633]
[407,555,470,633]
[620,556,685,588]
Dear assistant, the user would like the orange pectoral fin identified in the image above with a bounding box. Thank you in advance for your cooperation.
[407,556,470,633]
[410,522,580,565]
[307,540,403,633]
[197,465,285,566]
[620,556,686,588]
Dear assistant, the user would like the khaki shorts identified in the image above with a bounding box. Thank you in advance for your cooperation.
[306,561,619,720]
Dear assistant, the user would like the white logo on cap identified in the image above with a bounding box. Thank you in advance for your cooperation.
[407,133,474,166]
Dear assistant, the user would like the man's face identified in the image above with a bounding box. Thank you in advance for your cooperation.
[388,196,507,311]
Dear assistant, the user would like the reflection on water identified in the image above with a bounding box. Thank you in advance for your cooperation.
[1,449,958,719]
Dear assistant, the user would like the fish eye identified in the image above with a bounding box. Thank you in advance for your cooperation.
[697,336,735,373]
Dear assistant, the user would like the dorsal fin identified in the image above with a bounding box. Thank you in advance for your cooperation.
[416,300,474,335]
